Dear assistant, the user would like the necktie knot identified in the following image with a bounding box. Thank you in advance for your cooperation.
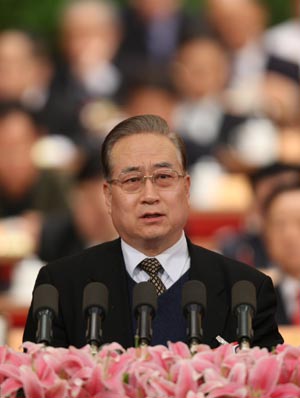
[139,258,166,295]
[139,257,162,276]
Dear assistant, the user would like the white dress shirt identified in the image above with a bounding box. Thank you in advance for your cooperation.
[121,232,190,289]
[279,274,300,321]
[265,20,300,68]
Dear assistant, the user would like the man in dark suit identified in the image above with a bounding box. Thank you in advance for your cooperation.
[23,114,283,349]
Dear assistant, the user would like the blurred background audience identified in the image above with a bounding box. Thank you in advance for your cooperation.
[0,101,70,280]
[116,0,207,78]
[261,180,300,325]
[206,0,269,88]
[265,0,300,69]
[38,149,117,262]
[0,0,299,346]
[218,162,300,268]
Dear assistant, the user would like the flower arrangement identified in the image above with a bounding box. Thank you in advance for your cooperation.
[0,341,300,398]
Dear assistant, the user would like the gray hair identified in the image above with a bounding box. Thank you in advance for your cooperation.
[101,114,187,179]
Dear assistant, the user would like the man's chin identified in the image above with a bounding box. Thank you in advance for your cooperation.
[136,230,181,252]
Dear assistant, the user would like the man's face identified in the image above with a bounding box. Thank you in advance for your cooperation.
[103,133,190,255]
[264,190,300,278]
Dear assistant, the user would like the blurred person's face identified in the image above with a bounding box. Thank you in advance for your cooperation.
[0,111,38,196]
[255,171,300,215]
[0,32,51,100]
[173,39,229,100]
[125,87,177,127]
[61,2,120,72]
[72,179,117,244]
[103,133,190,255]
[264,189,300,278]
[261,73,300,126]
[279,127,300,165]
[207,0,267,50]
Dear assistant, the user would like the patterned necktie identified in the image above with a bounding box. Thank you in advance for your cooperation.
[139,258,166,295]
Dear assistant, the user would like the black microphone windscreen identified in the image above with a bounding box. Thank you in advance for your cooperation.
[33,284,59,319]
[133,282,157,316]
[231,280,257,313]
[182,280,207,314]
[83,282,108,316]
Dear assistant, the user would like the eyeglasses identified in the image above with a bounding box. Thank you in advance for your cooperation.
[107,168,186,193]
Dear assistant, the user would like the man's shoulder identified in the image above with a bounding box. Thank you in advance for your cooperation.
[189,240,268,283]
[43,238,122,274]
[266,20,299,37]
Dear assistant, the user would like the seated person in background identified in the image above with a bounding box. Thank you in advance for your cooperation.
[117,0,206,74]
[262,180,300,325]
[219,162,300,268]
[217,56,300,173]
[38,151,117,262]
[0,102,69,219]
[0,29,82,146]
[23,114,283,349]
[0,102,70,270]
[265,0,300,69]
[171,36,230,166]
[119,66,178,132]
[206,0,269,87]
[57,0,122,99]
[0,29,53,109]
[53,0,123,143]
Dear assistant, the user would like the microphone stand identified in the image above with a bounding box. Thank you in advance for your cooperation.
[186,303,203,354]
[36,309,54,345]
[135,304,153,347]
[236,304,253,351]
[133,282,157,348]
[182,280,206,355]
[86,307,104,355]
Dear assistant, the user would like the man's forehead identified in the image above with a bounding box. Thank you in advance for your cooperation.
[109,133,183,173]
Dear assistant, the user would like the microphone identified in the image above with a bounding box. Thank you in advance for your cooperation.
[133,282,157,347]
[32,284,59,345]
[83,282,108,350]
[182,280,207,351]
[231,280,257,350]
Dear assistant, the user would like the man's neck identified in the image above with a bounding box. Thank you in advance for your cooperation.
[122,233,184,257]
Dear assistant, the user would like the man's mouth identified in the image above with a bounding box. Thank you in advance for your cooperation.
[141,213,163,219]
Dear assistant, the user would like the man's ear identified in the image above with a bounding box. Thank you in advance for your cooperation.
[103,182,112,215]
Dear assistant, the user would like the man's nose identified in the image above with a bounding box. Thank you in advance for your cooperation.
[140,176,160,201]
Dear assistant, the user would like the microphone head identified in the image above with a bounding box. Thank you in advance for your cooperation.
[32,284,59,319]
[133,282,157,318]
[231,280,257,314]
[83,282,109,318]
[182,280,207,316]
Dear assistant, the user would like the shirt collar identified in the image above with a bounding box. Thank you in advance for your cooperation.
[121,232,189,282]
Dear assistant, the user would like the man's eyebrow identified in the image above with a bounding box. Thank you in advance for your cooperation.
[120,163,174,174]
[153,162,173,169]
[120,166,141,174]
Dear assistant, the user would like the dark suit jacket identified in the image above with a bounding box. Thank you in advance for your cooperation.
[23,238,283,349]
